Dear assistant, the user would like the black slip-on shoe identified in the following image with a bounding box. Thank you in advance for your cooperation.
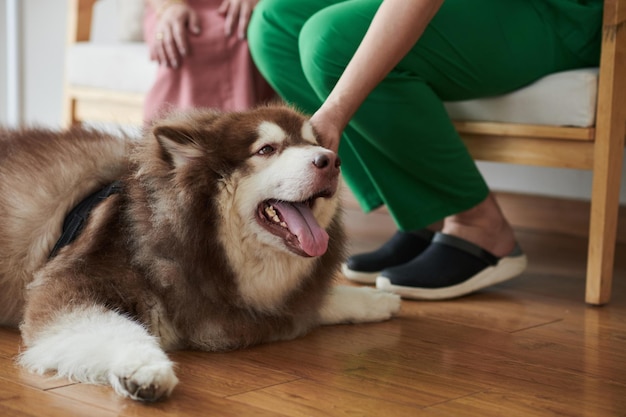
[376,232,527,300]
[341,229,434,284]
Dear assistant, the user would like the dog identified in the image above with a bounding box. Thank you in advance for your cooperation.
[0,104,401,402]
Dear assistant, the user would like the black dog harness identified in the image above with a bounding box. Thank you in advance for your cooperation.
[49,181,122,259]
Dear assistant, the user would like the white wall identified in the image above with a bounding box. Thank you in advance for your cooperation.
[23,0,67,126]
[1,0,67,126]
[2,0,626,204]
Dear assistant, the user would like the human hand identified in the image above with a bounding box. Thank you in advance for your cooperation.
[151,2,201,68]
[218,0,260,39]
[309,110,344,154]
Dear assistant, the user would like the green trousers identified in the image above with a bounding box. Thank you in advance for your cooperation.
[248,0,602,231]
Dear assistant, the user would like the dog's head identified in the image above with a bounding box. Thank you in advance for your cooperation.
[141,104,341,259]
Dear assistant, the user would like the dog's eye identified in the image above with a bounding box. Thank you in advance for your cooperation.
[257,145,275,156]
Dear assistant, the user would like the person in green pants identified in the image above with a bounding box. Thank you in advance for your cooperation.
[247,0,602,300]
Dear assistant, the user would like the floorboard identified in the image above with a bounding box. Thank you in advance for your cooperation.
[1,206,625,416]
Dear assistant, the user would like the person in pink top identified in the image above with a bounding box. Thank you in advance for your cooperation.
[143,0,275,124]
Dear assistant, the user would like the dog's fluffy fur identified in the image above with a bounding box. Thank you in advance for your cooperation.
[0,105,400,401]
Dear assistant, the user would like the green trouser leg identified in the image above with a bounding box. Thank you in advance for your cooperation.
[249,0,599,231]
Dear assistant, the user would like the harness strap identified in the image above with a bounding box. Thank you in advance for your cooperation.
[49,181,122,259]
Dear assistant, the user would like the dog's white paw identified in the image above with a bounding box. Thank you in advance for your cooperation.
[318,285,401,325]
[111,360,178,402]
[363,286,402,320]
[20,306,179,402]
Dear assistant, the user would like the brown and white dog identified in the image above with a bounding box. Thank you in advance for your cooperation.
[0,105,400,402]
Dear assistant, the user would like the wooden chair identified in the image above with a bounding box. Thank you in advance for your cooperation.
[455,0,625,305]
[64,0,146,127]
[64,0,624,305]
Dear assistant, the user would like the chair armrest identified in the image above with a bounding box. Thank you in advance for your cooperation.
[67,0,99,44]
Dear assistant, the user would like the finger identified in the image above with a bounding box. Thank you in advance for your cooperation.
[217,0,230,15]
[149,31,160,61]
[155,33,168,66]
[163,28,179,68]
[224,4,239,37]
[158,42,170,67]
[237,3,251,39]
[187,10,201,35]
[171,20,188,56]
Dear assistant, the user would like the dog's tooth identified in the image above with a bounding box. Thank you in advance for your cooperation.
[265,206,277,217]
[280,222,287,228]
[272,215,280,223]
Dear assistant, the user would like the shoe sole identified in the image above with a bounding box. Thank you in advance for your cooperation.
[375,254,528,300]
[341,263,379,285]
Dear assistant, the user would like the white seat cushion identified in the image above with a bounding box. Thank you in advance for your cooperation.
[66,42,157,94]
[444,68,599,128]
[66,41,598,128]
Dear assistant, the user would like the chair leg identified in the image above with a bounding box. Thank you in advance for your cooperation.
[585,136,625,305]
[63,95,79,128]
[586,189,619,305]
[585,0,626,305]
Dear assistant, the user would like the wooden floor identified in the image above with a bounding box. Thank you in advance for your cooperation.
[1,206,626,416]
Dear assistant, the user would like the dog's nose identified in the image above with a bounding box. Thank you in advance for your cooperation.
[313,153,341,169]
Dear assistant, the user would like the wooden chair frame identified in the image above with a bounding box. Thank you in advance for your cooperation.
[456,0,626,305]
[65,0,625,304]
[64,0,145,127]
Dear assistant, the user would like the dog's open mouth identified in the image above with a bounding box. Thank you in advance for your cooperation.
[257,191,332,257]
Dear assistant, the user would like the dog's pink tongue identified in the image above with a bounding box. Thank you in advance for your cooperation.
[273,201,329,257]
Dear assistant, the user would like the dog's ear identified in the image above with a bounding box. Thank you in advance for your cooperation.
[153,125,204,170]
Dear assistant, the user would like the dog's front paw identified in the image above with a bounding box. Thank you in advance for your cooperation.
[19,306,179,402]
[318,285,402,325]
[364,287,402,320]
[112,360,178,402]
